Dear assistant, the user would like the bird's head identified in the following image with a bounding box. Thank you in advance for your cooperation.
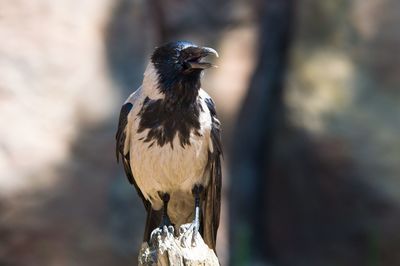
[146,41,218,101]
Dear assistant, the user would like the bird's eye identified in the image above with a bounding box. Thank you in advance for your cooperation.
[182,61,191,71]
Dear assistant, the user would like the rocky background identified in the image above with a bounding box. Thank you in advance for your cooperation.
[0,0,399,265]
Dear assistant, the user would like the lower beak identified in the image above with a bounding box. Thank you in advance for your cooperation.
[187,47,219,70]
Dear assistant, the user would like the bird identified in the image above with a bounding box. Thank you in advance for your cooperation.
[115,41,222,251]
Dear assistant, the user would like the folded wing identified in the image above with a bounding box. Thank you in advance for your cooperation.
[202,97,223,251]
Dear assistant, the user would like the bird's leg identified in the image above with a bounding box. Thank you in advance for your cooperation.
[160,193,172,228]
[192,185,203,234]
[150,192,174,241]
[182,185,203,246]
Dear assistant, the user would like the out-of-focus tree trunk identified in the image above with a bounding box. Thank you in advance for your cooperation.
[229,0,294,264]
[148,0,168,44]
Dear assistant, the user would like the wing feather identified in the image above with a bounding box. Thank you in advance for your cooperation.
[115,103,134,183]
[203,96,223,251]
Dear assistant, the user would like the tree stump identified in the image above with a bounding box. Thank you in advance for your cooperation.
[138,224,219,266]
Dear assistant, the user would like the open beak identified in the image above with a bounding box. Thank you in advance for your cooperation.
[185,46,219,70]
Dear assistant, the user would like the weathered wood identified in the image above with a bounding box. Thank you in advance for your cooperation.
[139,224,219,266]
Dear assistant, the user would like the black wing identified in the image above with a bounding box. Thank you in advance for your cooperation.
[202,97,223,251]
[115,102,161,242]
[115,103,135,183]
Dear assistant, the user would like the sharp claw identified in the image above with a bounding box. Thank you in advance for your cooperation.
[150,227,162,242]
[191,222,199,247]
[180,220,200,248]
[168,225,175,235]
[150,225,175,244]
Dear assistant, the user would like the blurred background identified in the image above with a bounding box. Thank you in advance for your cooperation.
[1,0,400,265]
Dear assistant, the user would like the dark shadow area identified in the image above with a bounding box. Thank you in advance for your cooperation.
[267,124,400,266]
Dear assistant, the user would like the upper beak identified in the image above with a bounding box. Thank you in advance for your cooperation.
[200,47,219,58]
[186,46,219,70]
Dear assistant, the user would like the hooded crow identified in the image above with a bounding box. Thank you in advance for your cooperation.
[115,41,222,251]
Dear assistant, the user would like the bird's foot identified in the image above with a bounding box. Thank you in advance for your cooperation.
[180,220,200,248]
[150,225,175,244]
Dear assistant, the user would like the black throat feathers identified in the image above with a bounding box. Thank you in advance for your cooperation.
[137,74,203,149]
